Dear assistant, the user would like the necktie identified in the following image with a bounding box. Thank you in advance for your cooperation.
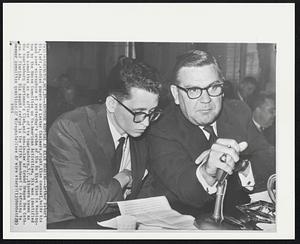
[112,137,125,175]
[203,125,217,146]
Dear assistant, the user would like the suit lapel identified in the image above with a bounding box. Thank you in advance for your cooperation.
[174,105,210,161]
[128,137,144,196]
[216,106,244,143]
[93,105,115,163]
[84,104,115,182]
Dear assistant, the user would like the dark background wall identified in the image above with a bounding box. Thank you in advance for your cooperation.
[46,42,276,129]
[47,42,276,93]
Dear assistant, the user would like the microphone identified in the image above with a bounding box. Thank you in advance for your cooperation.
[216,154,228,186]
[216,154,250,185]
[216,169,228,186]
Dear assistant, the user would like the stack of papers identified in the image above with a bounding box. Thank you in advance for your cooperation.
[98,196,197,230]
[249,191,272,203]
[249,190,276,231]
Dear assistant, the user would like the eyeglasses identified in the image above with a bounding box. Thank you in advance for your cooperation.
[112,96,162,123]
[175,81,224,99]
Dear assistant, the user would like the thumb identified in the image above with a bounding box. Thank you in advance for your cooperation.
[195,149,210,165]
[238,141,248,152]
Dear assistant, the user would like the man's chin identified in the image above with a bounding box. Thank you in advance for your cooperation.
[129,131,144,137]
[195,115,217,126]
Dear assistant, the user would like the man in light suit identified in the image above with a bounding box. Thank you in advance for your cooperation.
[147,50,275,216]
[47,56,162,224]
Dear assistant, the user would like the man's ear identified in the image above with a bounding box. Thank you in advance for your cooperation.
[106,96,117,112]
[170,85,180,105]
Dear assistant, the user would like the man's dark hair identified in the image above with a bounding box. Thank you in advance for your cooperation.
[171,49,224,85]
[251,93,275,111]
[106,56,162,100]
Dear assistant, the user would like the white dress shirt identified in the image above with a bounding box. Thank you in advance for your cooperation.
[106,113,148,197]
[195,122,255,194]
[107,114,131,172]
[252,118,264,132]
[107,113,132,197]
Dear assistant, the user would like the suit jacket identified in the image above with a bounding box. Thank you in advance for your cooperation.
[263,122,276,146]
[47,104,150,224]
[146,99,275,216]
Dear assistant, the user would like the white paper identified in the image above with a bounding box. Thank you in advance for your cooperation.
[97,218,117,229]
[117,196,171,215]
[256,223,276,232]
[250,190,272,203]
[104,196,197,230]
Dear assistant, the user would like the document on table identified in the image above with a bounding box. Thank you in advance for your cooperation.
[249,191,276,231]
[249,190,272,203]
[99,196,197,230]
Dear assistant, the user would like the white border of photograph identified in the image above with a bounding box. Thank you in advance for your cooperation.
[3,3,295,239]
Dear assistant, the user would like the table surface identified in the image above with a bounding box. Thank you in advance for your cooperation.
[47,191,273,230]
[47,211,119,229]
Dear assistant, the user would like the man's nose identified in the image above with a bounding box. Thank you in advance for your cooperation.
[198,90,212,103]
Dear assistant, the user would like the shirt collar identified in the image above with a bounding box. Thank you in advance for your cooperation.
[252,118,263,132]
[237,91,245,102]
[199,122,217,139]
[106,112,128,148]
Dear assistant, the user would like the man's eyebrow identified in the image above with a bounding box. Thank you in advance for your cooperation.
[185,80,224,89]
[132,107,157,112]
[132,108,147,112]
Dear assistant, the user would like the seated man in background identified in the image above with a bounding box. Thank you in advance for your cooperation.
[47,74,90,131]
[146,50,275,216]
[252,93,276,146]
[47,56,162,224]
[236,76,259,109]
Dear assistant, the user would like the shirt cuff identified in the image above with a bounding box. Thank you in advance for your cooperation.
[196,165,217,194]
[238,162,255,191]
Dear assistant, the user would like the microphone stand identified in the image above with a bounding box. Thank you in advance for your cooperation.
[194,171,243,229]
[212,180,227,223]
[195,158,251,230]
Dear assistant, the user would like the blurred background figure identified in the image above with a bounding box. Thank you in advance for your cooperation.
[47,74,89,131]
[223,79,235,100]
[251,93,276,146]
[236,76,259,109]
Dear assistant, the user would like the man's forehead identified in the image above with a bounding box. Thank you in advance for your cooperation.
[177,65,221,86]
[124,87,158,109]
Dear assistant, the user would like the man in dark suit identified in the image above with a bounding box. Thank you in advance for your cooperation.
[47,56,162,224]
[252,93,276,146]
[235,76,259,110]
[147,50,275,216]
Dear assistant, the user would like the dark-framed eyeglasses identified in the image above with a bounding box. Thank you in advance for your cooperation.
[112,96,162,123]
[175,81,224,99]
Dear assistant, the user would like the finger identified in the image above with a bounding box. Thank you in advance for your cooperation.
[216,161,234,175]
[195,149,210,165]
[211,144,239,162]
[238,141,248,152]
[219,153,236,168]
[216,138,240,152]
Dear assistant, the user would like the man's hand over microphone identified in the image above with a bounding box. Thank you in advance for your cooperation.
[197,139,248,186]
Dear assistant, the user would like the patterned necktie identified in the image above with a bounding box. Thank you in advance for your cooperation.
[203,125,217,146]
[112,137,126,175]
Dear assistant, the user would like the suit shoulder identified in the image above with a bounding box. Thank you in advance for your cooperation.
[222,99,252,127]
[57,104,102,123]
[148,105,179,138]
[224,99,252,116]
[50,104,103,131]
